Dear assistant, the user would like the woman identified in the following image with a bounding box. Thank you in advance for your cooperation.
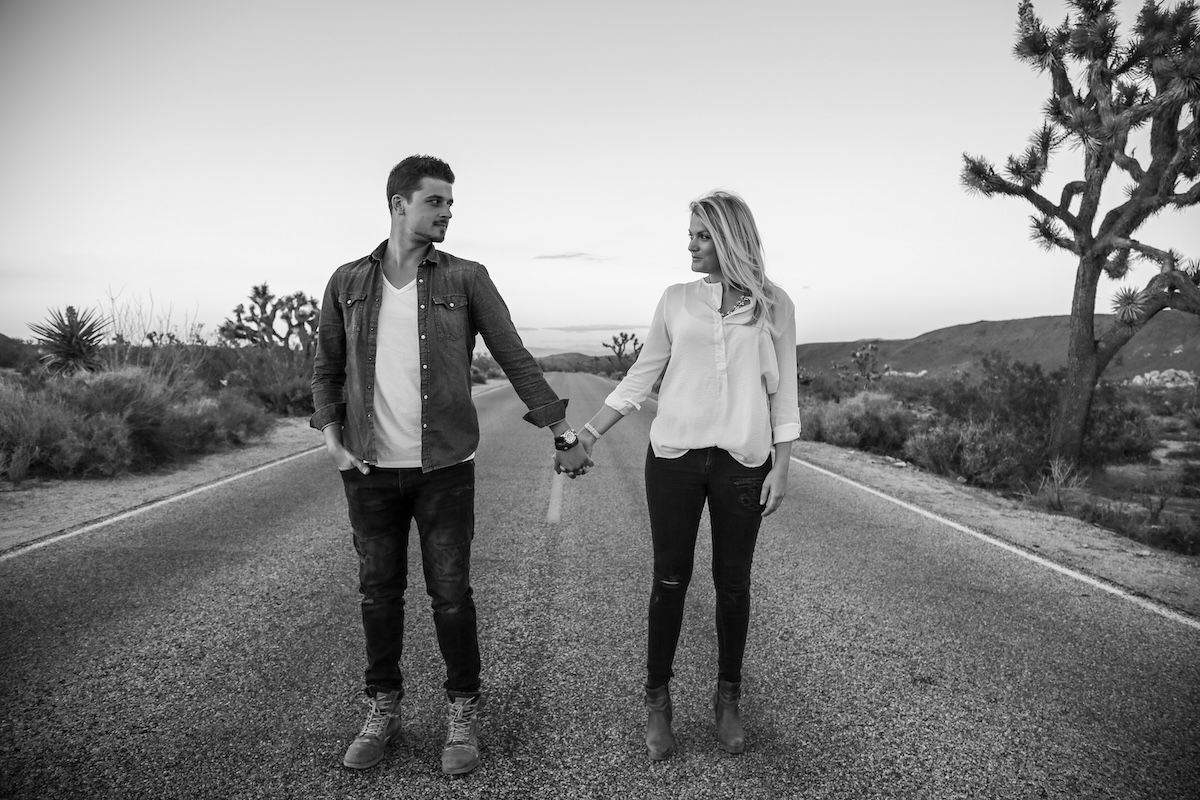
[578,190,799,759]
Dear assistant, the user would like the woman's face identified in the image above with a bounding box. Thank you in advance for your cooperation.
[688,213,721,277]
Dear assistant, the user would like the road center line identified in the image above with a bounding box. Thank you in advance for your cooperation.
[793,456,1200,633]
[0,447,325,563]
[546,471,565,524]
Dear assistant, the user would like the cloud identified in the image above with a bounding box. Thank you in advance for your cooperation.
[533,252,605,262]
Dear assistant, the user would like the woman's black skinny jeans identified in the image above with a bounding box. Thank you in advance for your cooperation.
[643,445,771,689]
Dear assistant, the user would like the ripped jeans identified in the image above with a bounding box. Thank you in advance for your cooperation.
[643,445,770,689]
[340,460,479,698]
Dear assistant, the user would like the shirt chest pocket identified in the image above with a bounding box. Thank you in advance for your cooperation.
[432,294,469,340]
[342,292,368,337]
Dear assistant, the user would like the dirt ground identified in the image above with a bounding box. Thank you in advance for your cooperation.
[2,417,1198,621]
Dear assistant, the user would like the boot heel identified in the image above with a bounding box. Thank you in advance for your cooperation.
[645,684,675,760]
[714,680,745,754]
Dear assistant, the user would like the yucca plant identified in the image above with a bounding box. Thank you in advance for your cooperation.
[28,305,109,375]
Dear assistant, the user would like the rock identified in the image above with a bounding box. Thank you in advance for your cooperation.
[1129,369,1198,388]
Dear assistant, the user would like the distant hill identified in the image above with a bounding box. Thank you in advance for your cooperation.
[796,312,1200,382]
[534,313,1200,382]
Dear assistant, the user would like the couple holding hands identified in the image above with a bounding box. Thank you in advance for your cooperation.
[310,155,799,776]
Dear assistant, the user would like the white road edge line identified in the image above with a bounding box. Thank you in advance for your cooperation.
[793,456,1200,633]
[0,447,325,563]
[546,471,565,524]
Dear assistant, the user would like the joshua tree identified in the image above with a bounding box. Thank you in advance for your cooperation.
[602,331,643,371]
[28,305,109,375]
[218,283,320,355]
[962,0,1200,461]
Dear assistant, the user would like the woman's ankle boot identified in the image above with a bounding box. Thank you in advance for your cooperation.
[645,684,675,760]
[714,679,745,754]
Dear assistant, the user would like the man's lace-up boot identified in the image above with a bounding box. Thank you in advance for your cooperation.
[342,690,402,769]
[441,693,482,775]
[645,684,675,760]
[714,679,745,754]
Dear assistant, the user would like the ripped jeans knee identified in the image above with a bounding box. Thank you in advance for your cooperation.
[649,570,692,605]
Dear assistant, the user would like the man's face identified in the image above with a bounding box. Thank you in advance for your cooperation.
[394,177,454,243]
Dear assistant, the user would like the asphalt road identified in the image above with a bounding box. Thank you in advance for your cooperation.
[1,372,1197,800]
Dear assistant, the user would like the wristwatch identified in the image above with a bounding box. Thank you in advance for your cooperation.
[554,429,580,451]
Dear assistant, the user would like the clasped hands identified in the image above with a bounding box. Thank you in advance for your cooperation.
[553,431,597,479]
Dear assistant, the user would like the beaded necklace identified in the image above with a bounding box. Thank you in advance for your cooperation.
[721,294,751,317]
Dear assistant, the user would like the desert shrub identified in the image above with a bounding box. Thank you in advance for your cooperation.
[50,368,186,464]
[0,368,272,481]
[903,419,1043,489]
[0,335,39,372]
[215,347,314,416]
[955,422,1039,488]
[803,392,913,457]
[1146,516,1200,555]
[900,424,962,476]
[1079,382,1156,465]
[471,366,487,385]
[1077,501,1200,556]
[213,390,274,444]
[927,354,1059,430]
[802,402,856,447]
[0,381,75,480]
[0,379,136,480]
[804,371,850,403]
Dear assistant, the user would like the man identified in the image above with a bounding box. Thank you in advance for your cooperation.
[310,155,590,775]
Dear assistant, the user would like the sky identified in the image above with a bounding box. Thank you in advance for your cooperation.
[2,0,1197,355]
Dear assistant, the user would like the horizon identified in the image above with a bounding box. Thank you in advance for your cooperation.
[9,309,1197,360]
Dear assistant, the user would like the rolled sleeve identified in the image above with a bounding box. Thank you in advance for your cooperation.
[310,402,346,432]
[522,397,569,427]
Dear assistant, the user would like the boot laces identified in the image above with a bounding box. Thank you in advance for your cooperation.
[446,698,477,744]
[359,696,397,738]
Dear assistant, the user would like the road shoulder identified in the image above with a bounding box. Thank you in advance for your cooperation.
[796,440,1200,620]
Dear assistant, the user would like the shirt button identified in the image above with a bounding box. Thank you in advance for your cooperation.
[420,304,426,309]
[422,423,428,429]
[423,395,428,400]
[422,364,428,369]
[421,334,426,340]
[449,302,455,308]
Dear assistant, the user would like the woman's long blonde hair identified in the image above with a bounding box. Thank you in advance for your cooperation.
[689,190,778,328]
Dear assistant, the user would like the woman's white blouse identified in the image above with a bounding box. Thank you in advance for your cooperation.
[604,278,801,467]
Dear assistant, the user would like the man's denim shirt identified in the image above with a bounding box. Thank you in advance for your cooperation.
[310,241,567,472]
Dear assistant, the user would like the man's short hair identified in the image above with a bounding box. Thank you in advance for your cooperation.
[386,155,455,210]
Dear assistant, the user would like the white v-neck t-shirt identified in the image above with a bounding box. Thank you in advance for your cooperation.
[373,275,423,467]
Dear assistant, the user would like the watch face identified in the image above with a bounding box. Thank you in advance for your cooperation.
[562,430,578,444]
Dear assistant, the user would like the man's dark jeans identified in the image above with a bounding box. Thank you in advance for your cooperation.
[340,460,479,698]
[643,446,770,689]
